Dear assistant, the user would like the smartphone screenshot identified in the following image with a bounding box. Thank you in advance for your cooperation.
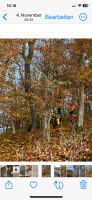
[0,1,92,200]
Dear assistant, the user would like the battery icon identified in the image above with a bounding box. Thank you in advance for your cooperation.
[83,4,88,7]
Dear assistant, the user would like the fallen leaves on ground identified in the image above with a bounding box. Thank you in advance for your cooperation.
[0,122,92,161]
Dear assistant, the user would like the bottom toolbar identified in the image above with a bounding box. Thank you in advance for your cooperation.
[0,178,91,200]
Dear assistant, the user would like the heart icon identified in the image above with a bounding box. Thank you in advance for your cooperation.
[30,181,38,189]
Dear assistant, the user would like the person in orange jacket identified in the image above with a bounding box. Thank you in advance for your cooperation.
[69,101,78,123]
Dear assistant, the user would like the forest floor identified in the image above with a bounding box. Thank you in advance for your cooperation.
[0,117,92,161]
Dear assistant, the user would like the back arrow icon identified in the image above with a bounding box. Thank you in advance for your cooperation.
[3,13,7,20]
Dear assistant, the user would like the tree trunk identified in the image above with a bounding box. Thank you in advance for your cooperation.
[31,106,37,130]
[44,110,51,142]
[24,41,37,131]
[78,84,85,127]
[43,83,51,141]
[11,120,16,134]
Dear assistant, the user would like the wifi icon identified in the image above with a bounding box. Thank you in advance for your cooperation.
[78,4,82,7]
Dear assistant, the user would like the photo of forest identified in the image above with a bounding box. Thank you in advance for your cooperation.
[0,39,92,161]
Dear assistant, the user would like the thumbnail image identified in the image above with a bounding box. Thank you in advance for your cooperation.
[7,165,13,177]
[54,165,61,177]
[25,165,38,177]
[42,165,51,177]
[79,165,85,177]
[61,166,67,177]
[13,165,20,177]
[85,165,92,177]
[54,165,66,177]
[0,39,92,161]
[20,166,25,177]
[73,165,79,177]
[0,166,7,177]
[66,166,74,177]
[32,165,38,177]
[25,165,32,177]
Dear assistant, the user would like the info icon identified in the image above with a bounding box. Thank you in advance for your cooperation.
[54,181,64,190]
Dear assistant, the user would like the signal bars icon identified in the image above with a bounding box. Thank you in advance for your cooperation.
[72,5,77,7]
